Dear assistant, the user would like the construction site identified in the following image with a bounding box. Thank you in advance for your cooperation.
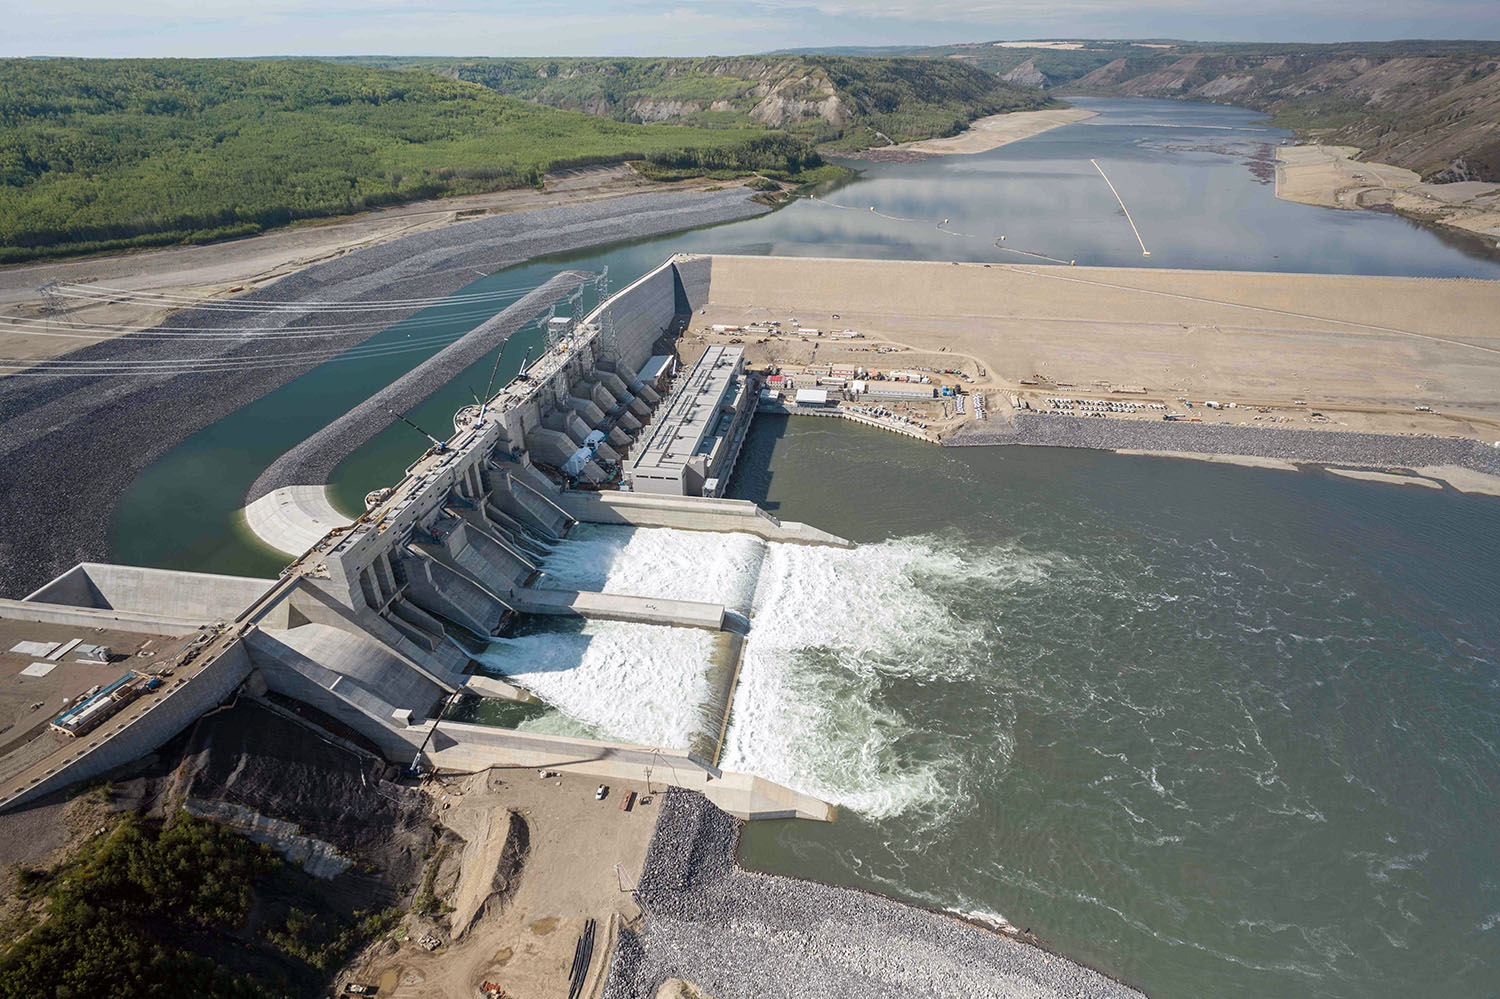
[3,250,1498,998]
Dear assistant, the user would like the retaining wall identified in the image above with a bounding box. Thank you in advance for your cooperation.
[23,563,273,623]
[0,639,253,812]
[557,491,851,547]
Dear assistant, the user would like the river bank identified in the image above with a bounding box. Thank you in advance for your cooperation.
[606,789,1144,999]
[1275,144,1500,246]
[948,414,1500,495]
[0,165,733,368]
[841,107,1098,162]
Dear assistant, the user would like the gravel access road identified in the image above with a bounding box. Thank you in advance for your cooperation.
[0,187,769,598]
[606,790,1145,999]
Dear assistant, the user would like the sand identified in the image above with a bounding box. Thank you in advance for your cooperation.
[1275,145,1500,242]
[699,254,1500,442]
[0,165,721,366]
[346,767,658,999]
[1111,451,1500,494]
[995,41,1088,50]
[1415,464,1500,496]
[1112,449,1300,472]
[1323,467,1443,488]
[891,108,1098,156]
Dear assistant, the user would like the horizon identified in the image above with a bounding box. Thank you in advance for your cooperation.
[12,36,1500,61]
[6,0,1500,60]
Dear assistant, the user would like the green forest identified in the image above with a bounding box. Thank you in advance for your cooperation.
[0,811,399,999]
[341,54,1054,148]
[0,58,813,263]
[1,813,278,998]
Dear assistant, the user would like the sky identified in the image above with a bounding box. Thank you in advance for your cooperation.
[3,0,1499,58]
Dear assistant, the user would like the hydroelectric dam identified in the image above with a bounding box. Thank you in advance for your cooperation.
[0,254,844,822]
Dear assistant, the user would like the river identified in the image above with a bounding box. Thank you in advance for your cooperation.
[110,98,1500,997]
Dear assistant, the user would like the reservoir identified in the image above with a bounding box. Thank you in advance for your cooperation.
[107,98,1500,997]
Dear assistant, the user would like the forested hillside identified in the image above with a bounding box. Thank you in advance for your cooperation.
[0,59,819,263]
[340,55,1055,150]
[783,40,1500,181]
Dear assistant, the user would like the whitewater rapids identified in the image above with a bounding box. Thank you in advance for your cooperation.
[472,524,1053,820]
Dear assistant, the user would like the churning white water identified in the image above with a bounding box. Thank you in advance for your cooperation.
[535,524,765,611]
[473,525,762,749]
[722,534,1055,819]
[475,621,715,748]
[483,523,1056,820]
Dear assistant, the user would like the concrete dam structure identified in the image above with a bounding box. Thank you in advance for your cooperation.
[2,255,844,824]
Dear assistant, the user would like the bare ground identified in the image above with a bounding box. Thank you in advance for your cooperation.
[698,254,1500,443]
[341,767,658,999]
[1275,145,1500,242]
[0,166,719,366]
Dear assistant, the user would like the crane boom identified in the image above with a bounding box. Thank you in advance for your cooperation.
[385,408,446,450]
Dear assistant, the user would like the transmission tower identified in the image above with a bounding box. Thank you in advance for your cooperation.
[541,303,562,350]
[38,281,74,324]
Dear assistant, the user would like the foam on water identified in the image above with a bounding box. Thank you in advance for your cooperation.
[493,523,1060,821]
[722,533,1057,819]
[536,524,766,611]
[475,620,715,749]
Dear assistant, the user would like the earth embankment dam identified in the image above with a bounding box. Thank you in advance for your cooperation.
[701,254,1500,472]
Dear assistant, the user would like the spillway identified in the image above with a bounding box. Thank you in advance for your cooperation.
[6,255,849,823]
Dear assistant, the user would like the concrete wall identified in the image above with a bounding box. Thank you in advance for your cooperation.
[249,623,449,718]
[0,639,253,813]
[673,254,713,315]
[0,597,209,636]
[246,645,425,761]
[556,491,852,548]
[584,257,682,371]
[24,564,273,621]
[426,720,833,822]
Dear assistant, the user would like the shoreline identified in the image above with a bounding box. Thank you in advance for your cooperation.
[840,107,1098,161]
[606,788,1145,999]
[0,186,772,598]
[946,414,1500,495]
[1274,144,1500,248]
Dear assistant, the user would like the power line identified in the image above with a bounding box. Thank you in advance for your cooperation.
[50,281,541,313]
[0,298,539,340]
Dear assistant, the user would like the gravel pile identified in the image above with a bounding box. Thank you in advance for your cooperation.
[605,790,1145,999]
[948,413,1500,477]
[246,269,588,503]
[0,187,769,598]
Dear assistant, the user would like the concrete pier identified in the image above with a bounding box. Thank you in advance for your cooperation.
[558,491,852,547]
[425,722,834,822]
[511,587,727,631]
